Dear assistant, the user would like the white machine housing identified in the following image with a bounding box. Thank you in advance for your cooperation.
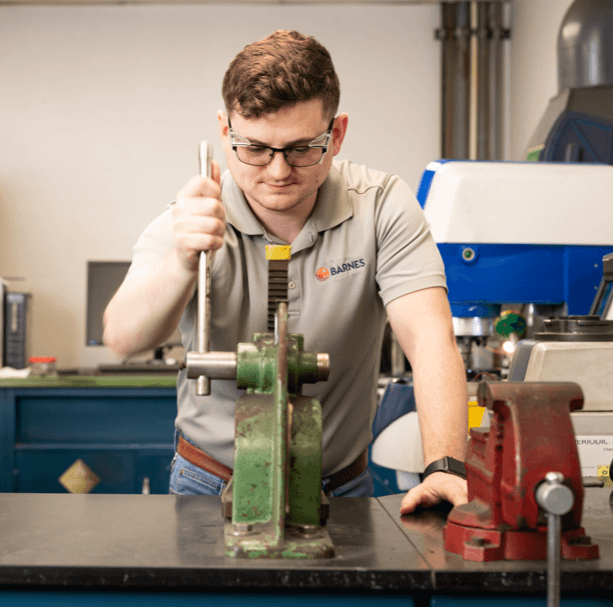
[422,160,613,246]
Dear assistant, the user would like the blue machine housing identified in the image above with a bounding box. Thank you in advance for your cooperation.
[417,160,611,317]
[437,243,610,316]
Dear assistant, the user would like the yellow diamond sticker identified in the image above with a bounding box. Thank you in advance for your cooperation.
[265,245,291,260]
[59,459,101,494]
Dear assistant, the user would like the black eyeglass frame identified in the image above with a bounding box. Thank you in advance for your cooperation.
[228,117,335,167]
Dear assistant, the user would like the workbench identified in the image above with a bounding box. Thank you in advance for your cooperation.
[1,489,613,605]
[0,377,176,494]
[0,376,398,497]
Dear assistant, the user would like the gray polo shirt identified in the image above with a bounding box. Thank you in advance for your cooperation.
[131,159,446,476]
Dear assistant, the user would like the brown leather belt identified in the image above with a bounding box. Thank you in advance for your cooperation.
[177,435,233,482]
[324,448,369,494]
[177,435,368,492]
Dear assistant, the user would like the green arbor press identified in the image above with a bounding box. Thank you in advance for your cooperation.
[186,244,334,558]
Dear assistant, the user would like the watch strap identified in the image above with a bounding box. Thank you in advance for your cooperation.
[422,456,466,480]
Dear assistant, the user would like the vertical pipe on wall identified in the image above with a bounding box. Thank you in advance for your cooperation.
[454,2,472,159]
[489,2,505,160]
[440,2,471,159]
[439,1,510,161]
[469,2,478,159]
[440,3,456,158]
[475,1,491,160]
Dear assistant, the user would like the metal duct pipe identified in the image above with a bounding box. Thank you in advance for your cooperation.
[489,2,505,160]
[558,0,613,91]
[475,2,492,160]
[439,2,471,159]
[438,1,510,161]
[439,3,456,157]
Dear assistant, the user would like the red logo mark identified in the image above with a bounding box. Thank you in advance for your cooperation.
[315,267,330,281]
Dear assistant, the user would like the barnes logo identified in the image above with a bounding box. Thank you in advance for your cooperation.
[316,259,366,281]
[316,268,330,281]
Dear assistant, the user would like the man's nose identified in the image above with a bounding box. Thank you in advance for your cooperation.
[267,150,293,179]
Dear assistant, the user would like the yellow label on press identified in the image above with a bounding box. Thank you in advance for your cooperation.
[468,400,485,435]
[598,465,612,487]
[265,245,291,260]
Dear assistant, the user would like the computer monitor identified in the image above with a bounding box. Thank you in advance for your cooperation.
[86,261,132,346]
[86,261,184,356]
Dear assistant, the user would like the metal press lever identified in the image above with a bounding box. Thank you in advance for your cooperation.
[185,142,239,390]
[196,141,214,396]
[186,142,235,392]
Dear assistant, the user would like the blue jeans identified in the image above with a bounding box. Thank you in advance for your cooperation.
[169,450,374,497]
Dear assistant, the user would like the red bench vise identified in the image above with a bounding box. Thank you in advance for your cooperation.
[444,381,599,561]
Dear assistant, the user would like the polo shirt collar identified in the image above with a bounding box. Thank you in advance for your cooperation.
[221,172,266,236]
[309,163,353,232]
[221,163,353,239]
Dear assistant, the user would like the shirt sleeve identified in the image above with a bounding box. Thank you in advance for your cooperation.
[374,174,447,307]
[129,205,175,275]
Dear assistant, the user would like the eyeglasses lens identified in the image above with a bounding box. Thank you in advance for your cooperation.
[236,146,325,167]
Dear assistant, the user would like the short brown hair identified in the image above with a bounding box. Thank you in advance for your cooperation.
[222,30,340,120]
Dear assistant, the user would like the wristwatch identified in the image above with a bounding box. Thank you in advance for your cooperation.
[422,456,466,480]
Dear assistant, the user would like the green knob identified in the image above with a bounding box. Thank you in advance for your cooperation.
[495,310,527,338]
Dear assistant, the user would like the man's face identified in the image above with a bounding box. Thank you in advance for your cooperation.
[218,98,346,221]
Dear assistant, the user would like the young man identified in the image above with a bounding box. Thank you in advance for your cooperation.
[103,30,468,513]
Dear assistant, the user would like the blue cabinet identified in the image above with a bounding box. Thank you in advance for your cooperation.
[0,378,177,494]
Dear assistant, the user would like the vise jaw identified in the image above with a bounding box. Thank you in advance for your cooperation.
[444,381,599,561]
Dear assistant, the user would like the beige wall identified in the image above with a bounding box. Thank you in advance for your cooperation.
[0,0,579,370]
[509,0,575,161]
[0,4,440,368]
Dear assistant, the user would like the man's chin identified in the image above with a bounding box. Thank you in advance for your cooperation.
[250,193,305,212]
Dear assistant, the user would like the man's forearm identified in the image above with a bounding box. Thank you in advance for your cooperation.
[388,288,470,512]
[386,288,468,466]
[103,248,197,355]
[412,340,468,466]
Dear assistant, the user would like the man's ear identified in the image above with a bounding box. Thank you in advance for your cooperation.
[218,109,228,139]
[332,113,349,156]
